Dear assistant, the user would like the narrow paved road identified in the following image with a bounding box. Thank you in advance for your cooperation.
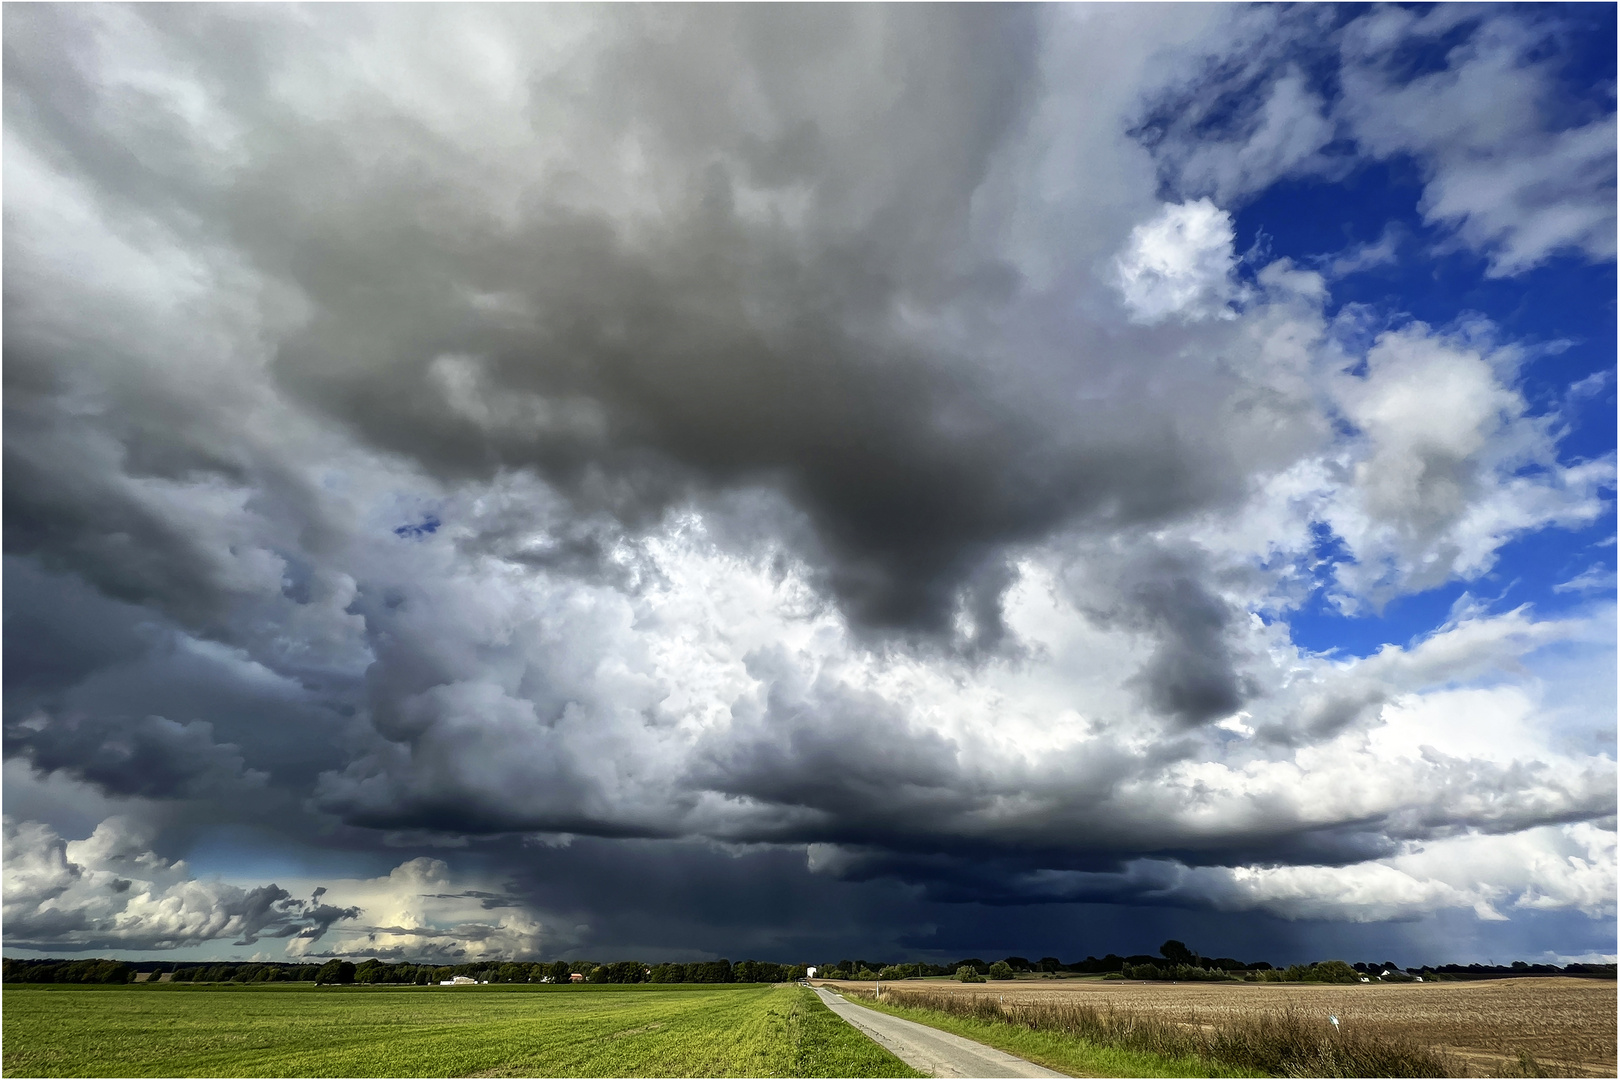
[812,987,1068,1078]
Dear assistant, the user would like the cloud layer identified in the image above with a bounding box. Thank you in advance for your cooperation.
[4,4,1614,963]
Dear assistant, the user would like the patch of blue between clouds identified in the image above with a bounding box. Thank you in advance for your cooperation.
[1286,584,1468,660]
[393,515,440,540]
[181,825,402,884]
[1285,519,1617,659]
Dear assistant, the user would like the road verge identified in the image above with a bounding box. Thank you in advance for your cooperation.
[826,985,1259,1078]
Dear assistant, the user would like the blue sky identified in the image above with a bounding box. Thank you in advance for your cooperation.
[1218,3,1616,658]
[1241,138,1616,657]
[3,4,1614,968]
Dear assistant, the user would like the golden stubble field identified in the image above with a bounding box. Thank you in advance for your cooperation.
[823,977,1616,1077]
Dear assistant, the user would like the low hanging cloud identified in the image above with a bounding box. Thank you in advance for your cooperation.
[0,817,547,960]
[2,4,1613,961]
[1,816,359,952]
[282,858,546,964]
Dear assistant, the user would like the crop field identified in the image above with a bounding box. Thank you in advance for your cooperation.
[2,982,921,1078]
[820,976,1617,1077]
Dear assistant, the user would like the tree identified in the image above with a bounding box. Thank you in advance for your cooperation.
[685,960,732,984]
[581,961,644,984]
[1159,940,1195,966]
[956,965,985,983]
[354,959,387,984]
[316,959,355,985]
[987,961,1013,980]
[1306,960,1360,984]
[1038,957,1063,973]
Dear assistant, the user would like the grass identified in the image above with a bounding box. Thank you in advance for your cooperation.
[837,990,1256,1078]
[840,985,1457,1078]
[2,983,922,1078]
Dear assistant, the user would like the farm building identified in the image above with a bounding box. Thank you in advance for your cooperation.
[439,975,477,985]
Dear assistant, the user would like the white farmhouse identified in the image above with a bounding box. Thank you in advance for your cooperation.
[439,975,478,985]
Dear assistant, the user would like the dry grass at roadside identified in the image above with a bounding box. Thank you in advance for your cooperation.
[841,985,1452,1077]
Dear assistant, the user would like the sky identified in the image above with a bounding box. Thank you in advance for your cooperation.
[3,3,1615,970]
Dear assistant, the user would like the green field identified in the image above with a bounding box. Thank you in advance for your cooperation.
[1,983,923,1078]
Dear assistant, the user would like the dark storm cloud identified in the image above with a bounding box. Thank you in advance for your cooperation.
[2,3,1238,643]
[426,890,528,911]
[2,557,151,697]
[494,835,932,962]
[441,833,1616,967]
[268,222,1218,639]
[5,713,264,800]
[688,645,966,837]
[3,558,354,796]
[1072,544,1257,726]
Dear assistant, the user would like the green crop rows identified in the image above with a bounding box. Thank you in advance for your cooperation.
[2,983,923,1078]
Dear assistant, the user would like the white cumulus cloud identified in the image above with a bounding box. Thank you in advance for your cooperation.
[1114,198,1241,324]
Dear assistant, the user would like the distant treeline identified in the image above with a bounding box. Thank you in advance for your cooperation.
[817,941,1617,983]
[817,950,1272,980]
[1,959,140,984]
[2,956,805,985]
[6,950,1612,986]
[1108,959,1616,984]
